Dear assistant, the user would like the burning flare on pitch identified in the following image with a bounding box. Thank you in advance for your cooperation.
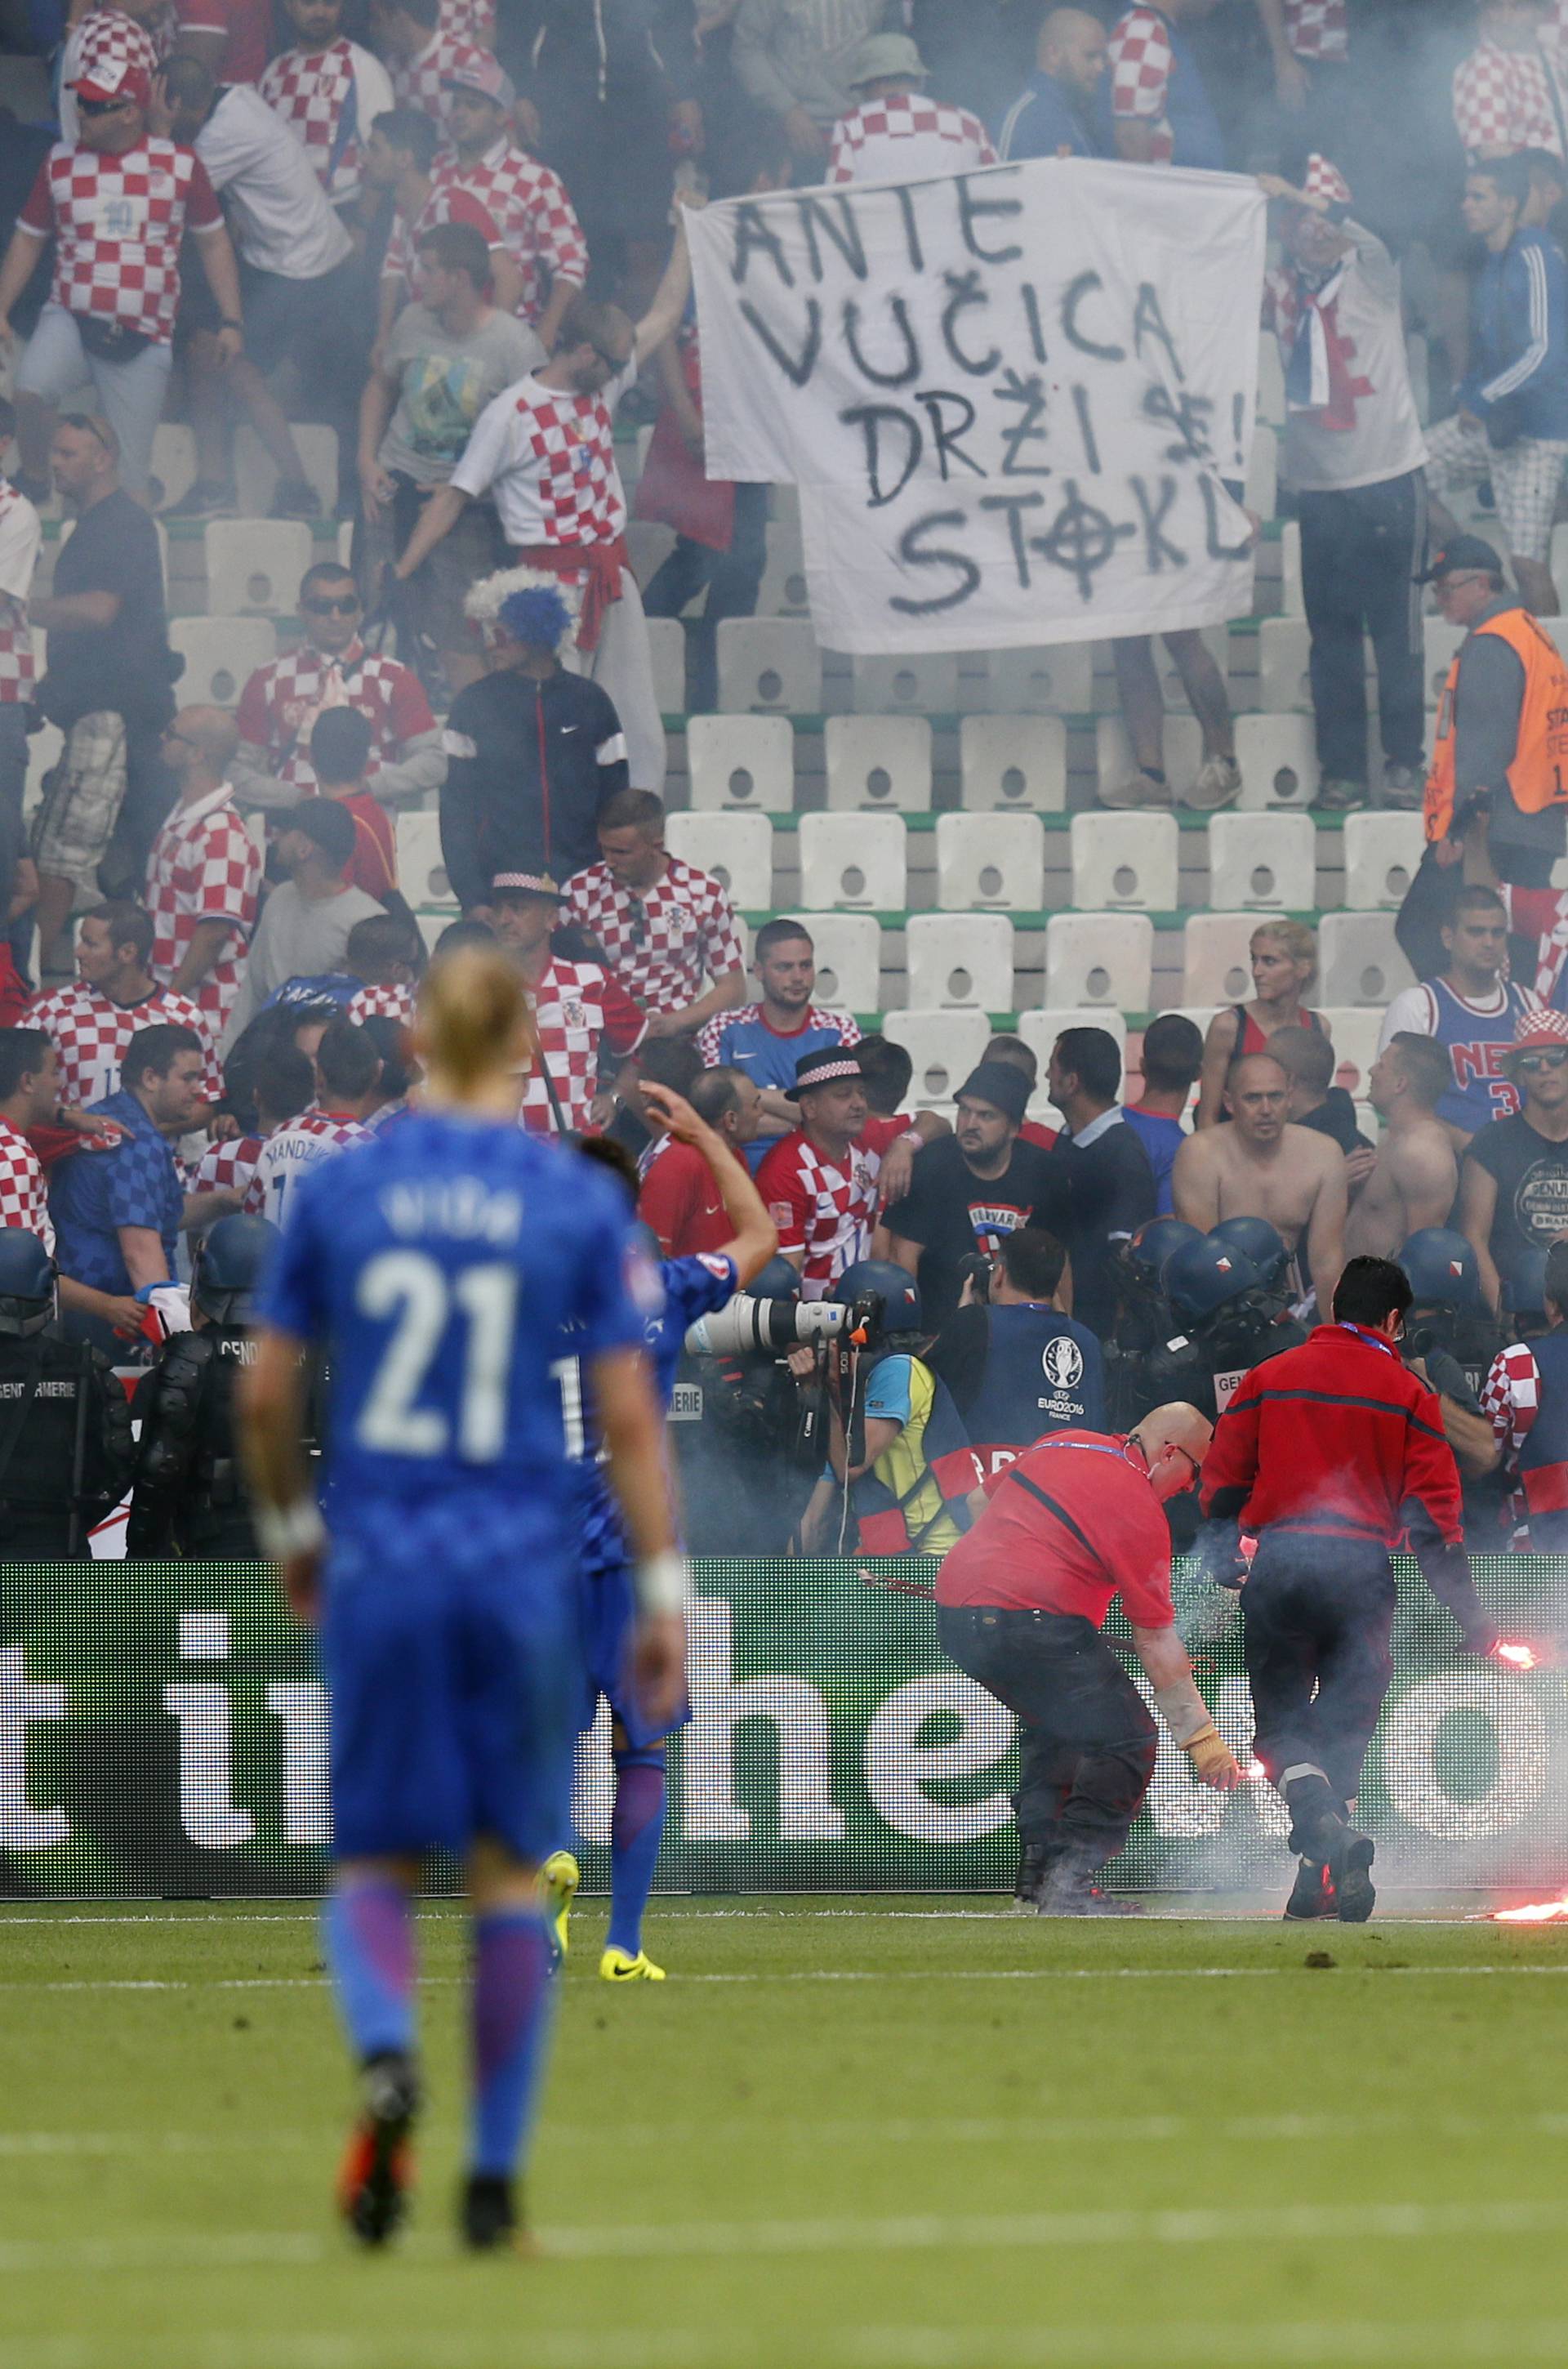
[1492,1895,1568,1923]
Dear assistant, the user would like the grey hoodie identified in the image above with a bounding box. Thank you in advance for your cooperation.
[733,0,888,125]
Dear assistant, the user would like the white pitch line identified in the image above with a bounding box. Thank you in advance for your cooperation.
[7,1961,1568,1994]
[846,2320,1568,2369]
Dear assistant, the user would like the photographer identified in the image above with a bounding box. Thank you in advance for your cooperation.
[677,1255,831,1555]
[926,1227,1104,1479]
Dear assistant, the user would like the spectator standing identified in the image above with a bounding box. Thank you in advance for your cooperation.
[0,399,40,969]
[882,1060,1070,1330]
[145,707,262,1038]
[1457,1009,1568,1309]
[1124,1012,1202,1216]
[853,1032,951,1202]
[564,790,745,1041]
[1269,1024,1371,1157]
[0,1028,145,1338]
[359,106,448,323]
[30,900,223,1106]
[826,35,996,184]
[1453,0,1568,164]
[1260,163,1429,815]
[0,65,241,502]
[982,1033,1058,1153]
[996,7,1110,160]
[305,710,399,905]
[488,871,648,1135]
[49,1019,207,1345]
[241,1016,378,1220]
[1254,0,1349,128]
[696,918,860,1171]
[56,0,172,147]
[393,206,705,796]
[187,1042,314,1204]
[234,561,443,810]
[28,416,178,970]
[732,0,885,175]
[343,913,421,1027]
[1344,1034,1460,1258]
[1195,918,1324,1127]
[258,0,394,212]
[1379,883,1540,1139]
[639,1066,763,1256]
[226,801,386,1040]
[926,1226,1107,1478]
[1045,1027,1158,1340]
[372,0,492,141]
[1174,1050,1348,1310]
[439,575,627,903]
[755,1046,881,1296]
[1480,1237,1568,1546]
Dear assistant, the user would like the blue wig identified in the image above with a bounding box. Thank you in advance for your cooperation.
[497,585,573,651]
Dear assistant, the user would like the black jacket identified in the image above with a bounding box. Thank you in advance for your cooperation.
[0,1335,132,1557]
[128,1327,264,1558]
[439,663,630,910]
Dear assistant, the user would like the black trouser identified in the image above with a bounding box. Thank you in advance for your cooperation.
[938,1605,1158,1874]
[1299,468,1427,785]
[1243,1532,1396,1813]
[643,481,769,713]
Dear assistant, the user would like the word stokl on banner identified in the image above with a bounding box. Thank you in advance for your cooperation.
[686,158,1267,654]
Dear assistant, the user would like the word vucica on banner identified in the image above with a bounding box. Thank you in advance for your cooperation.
[687,158,1267,654]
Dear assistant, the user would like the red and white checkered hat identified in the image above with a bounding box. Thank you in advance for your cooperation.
[440,52,514,107]
[1508,1008,1568,1058]
[71,54,151,106]
[1303,152,1352,208]
[787,1049,866,1100]
[492,871,567,901]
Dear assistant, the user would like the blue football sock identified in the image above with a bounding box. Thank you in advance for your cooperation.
[608,1747,666,1958]
[324,1879,416,2063]
[470,1909,555,2179]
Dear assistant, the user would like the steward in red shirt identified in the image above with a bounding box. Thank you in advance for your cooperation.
[937,1406,1241,1916]
[1200,1253,1498,1925]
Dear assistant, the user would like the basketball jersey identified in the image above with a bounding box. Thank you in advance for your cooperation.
[1425,977,1534,1133]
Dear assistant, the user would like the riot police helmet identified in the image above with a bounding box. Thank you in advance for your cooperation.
[1209,1216,1290,1296]
[831,1259,923,1336]
[750,1255,803,1304]
[0,1229,56,1337]
[193,1216,279,1326]
[1163,1235,1263,1325]
[1397,1228,1481,1313]
[1125,1217,1202,1286]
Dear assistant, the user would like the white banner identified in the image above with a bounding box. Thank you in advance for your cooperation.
[687,158,1267,655]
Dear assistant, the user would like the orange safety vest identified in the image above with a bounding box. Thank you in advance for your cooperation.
[1424,608,1568,842]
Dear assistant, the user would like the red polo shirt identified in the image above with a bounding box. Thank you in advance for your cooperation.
[935,1430,1175,1628]
[639,1136,746,1258]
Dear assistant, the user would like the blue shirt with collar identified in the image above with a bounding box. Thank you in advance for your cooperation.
[49,1088,184,1295]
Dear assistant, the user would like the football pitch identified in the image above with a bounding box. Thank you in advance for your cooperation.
[4,1898,1568,2369]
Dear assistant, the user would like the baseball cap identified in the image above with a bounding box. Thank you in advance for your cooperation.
[846,32,928,87]
[786,1048,866,1100]
[1416,533,1504,584]
[490,870,567,901]
[71,56,150,107]
[439,55,515,108]
[1505,1009,1568,1060]
[955,1060,1031,1127]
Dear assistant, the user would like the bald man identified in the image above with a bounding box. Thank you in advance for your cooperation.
[145,705,263,1033]
[1171,1051,1348,1312]
[995,7,1110,159]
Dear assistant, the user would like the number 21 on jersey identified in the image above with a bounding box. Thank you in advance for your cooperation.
[354,1248,519,1461]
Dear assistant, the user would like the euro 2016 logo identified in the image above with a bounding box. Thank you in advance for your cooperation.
[1040,1336,1084,1391]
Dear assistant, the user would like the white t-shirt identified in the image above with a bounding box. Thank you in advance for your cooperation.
[1272,221,1426,494]
[1377,977,1521,1049]
[449,361,636,548]
[196,83,353,279]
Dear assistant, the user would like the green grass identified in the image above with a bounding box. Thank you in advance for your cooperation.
[4,1898,1568,2368]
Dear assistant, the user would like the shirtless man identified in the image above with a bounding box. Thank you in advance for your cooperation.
[1343,1036,1459,1259]
[1172,1051,1347,1310]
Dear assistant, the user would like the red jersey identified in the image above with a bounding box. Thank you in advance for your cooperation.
[859,1111,918,1158]
[1018,1117,1058,1152]
[936,1430,1174,1627]
[639,1136,745,1259]
[305,788,396,903]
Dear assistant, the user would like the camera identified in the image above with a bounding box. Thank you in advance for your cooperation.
[956,1252,994,1305]
[684,1295,852,1357]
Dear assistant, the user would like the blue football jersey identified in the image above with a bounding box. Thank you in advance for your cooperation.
[261,1112,649,1507]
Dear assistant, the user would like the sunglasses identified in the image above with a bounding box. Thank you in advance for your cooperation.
[302,593,359,616]
[1512,1048,1568,1074]
[78,94,131,115]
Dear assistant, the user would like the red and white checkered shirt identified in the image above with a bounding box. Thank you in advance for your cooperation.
[0,1118,53,1256]
[754,1128,880,1296]
[145,784,261,1033]
[827,94,996,185]
[243,1109,372,1222]
[1483,1340,1542,1461]
[19,141,224,346]
[189,1131,265,1198]
[0,480,39,707]
[1109,5,1177,162]
[1283,0,1347,64]
[383,140,588,325]
[1454,17,1568,158]
[57,7,168,141]
[256,41,362,199]
[347,980,416,1028]
[564,856,744,1021]
[390,29,492,139]
[234,642,436,796]
[438,0,493,47]
[1500,884,1568,1006]
[451,366,634,548]
[518,955,646,1135]
[28,981,224,1108]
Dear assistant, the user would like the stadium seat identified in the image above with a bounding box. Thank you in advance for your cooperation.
[1319,1005,1384,1100]
[1279,520,1303,618]
[1318,911,1416,1006]
[778,912,881,1010]
[1257,332,1285,427]
[1043,912,1153,1011]
[1095,715,1204,803]
[1070,811,1178,912]
[1342,811,1424,910]
[168,616,277,707]
[204,520,314,618]
[1423,618,1465,709]
[23,721,62,812]
[935,812,1045,911]
[396,810,456,908]
[1206,812,1316,912]
[625,520,676,591]
[756,514,809,617]
[1017,1005,1128,1068]
[337,519,354,570]
[149,423,197,512]
[797,812,906,911]
[982,643,1095,714]
[1256,618,1312,712]
[823,715,933,812]
[958,715,1068,811]
[234,424,340,520]
[905,913,1015,1010]
[1553,521,1568,596]
[665,810,773,908]
[717,618,822,715]
[647,616,686,714]
[686,714,795,812]
[850,651,960,714]
[1234,712,1319,810]
[882,1008,991,1106]
[1183,912,1258,1006]
[1247,422,1278,519]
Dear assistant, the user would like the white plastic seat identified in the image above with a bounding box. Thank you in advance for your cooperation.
[1318,912,1415,1006]
[717,618,822,715]
[778,912,881,1011]
[1094,715,1204,802]
[797,812,906,911]
[756,514,808,617]
[664,810,773,908]
[396,810,455,908]
[1279,519,1303,618]
[337,518,354,570]
[958,715,1067,811]
[1043,913,1153,1011]
[935,812,1045,912]
[685,714,795,813]
[1182,913,1258,1006]
[1247,422,1278,520]
[1017,1006,1128,1073]
[1553,521,1568,597]
[1070,812,1179,912]
[168,615,277,707]
[882,1009,991,1107]
[1342,811,1425,910]
[1423,618,1466,710]
[905,914,1016,1011]
[234,424,340,520]
[646,615,686,715]
[1206,812,1316,912]
[1256,618,1313,713]
[204,520,314,618]
[149,422,197,511]
[850,650,960,715]
[823,715,933,812]
[982,644,1095,714]
[1234,712,1319,810]
[1318,1006,1384,1100]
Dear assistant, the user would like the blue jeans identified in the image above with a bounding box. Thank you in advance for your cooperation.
[17,306,173,497]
